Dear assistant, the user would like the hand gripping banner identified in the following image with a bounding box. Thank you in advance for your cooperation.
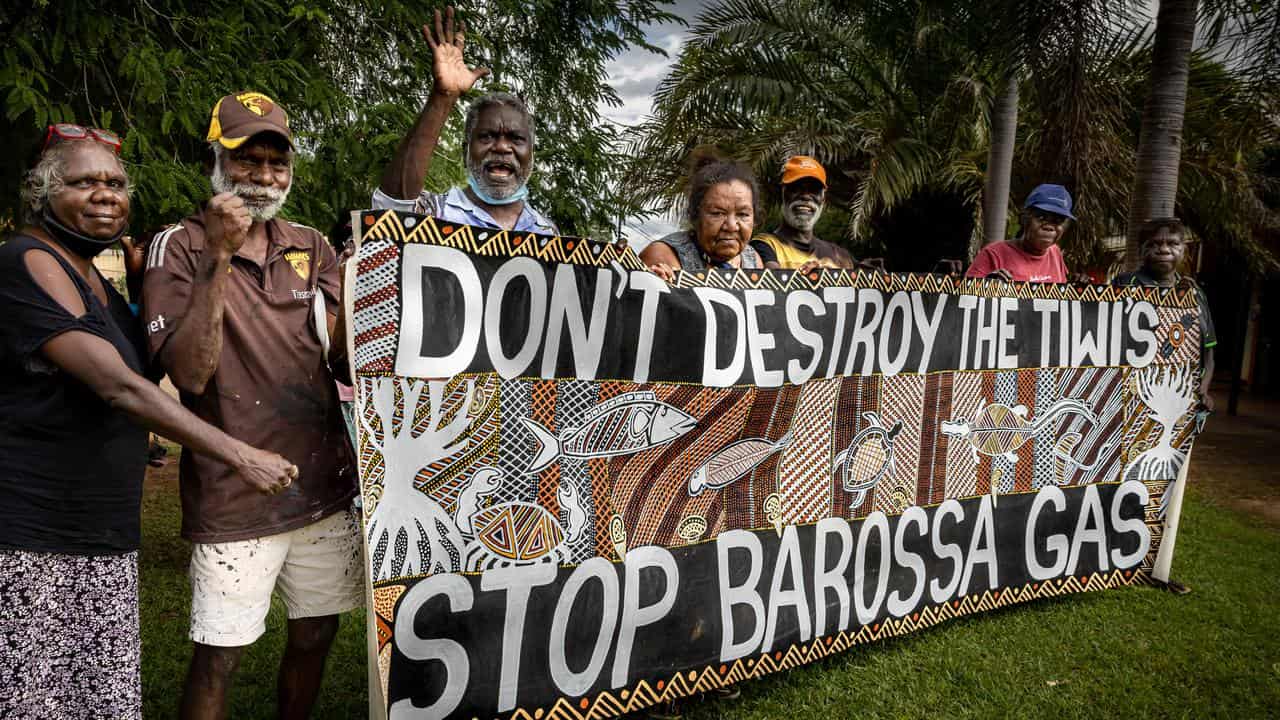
[349,210,1205,720]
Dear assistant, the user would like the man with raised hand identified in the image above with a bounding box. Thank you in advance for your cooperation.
[374,6,558,235]
[750,155,854,271]
[142,91,362,720]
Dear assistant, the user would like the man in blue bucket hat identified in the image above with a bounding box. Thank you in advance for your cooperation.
[967,183,1076,283]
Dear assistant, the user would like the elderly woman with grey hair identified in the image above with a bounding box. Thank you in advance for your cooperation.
[640,153,764,282]
[0,127,296,718]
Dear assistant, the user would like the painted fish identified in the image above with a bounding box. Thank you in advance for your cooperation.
[832,412,903,506]
[687,431,791,496]
[522,391,696,473]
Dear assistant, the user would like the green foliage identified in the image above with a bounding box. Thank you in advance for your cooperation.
[0,0,676,237]
[624,0,1279,272]
[1173,54,1280,272]
[621,0,1059,264]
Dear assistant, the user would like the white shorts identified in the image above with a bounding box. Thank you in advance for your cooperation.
[189,507,365,647]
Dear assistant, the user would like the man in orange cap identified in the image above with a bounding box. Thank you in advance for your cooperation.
[142,91,362,720]
[750,155,854,271]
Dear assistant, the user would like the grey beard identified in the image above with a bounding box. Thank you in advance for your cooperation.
[783,201,823,232]
[466,154,531,201]
[210,157,291,221]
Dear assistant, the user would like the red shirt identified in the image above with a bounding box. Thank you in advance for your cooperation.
[965,239,1068,283]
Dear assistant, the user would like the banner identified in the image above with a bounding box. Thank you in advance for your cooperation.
[350,210,1204,719]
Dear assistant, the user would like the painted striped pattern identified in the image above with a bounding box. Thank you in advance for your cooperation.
[1055,368,1126,486]
[554,380,600,564]
[991,371,1019,495]
[619,388,754,547]
[944,372,983,498]
[352,238,400,374]
[879,374,923,515]
[777,377,840,525]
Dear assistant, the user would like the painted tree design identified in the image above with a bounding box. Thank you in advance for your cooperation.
[1125,365,1195,517]
[359,376,476,581]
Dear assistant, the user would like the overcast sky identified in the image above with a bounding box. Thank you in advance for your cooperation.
[601,1,702,127]
[599,0,707,245]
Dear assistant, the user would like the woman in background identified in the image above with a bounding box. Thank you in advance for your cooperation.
[640,153,764,280]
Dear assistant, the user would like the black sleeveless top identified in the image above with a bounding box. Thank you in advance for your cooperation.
[0,234,149,554]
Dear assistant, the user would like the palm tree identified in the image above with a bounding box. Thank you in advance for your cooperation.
[1172,54,1280,269]
[1124,0,1280,267]
[980,74,1020,249]
[625,0,1278,273]
[623,0,1002,255]
[1124,0,1198,268]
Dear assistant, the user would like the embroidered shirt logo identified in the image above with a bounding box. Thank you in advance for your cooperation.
[284,250,310,280]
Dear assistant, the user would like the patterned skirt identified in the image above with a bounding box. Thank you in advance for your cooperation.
[0,549,141,719]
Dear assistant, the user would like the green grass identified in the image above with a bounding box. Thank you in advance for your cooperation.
[138,460,367,719]
[139,472,1280,719]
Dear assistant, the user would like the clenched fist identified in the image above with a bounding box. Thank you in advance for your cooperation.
[235,444,299,496]
[206,192,252,256]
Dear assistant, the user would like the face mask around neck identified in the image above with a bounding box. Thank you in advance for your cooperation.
[41,208,122,259]
[466,173,530,206]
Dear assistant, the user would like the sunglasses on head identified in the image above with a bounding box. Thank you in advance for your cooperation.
[1029,208,1069,225]
[42,124,122,153]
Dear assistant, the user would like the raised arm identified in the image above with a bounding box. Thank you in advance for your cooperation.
[158,193,250,395]
[379,6,490,200]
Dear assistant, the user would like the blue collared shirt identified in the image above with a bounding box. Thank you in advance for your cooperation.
[371,186,559,235]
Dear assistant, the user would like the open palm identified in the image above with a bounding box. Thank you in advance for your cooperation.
[424,6,489,96]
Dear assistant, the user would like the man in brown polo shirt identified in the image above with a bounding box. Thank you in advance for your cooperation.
[142,92,361,720]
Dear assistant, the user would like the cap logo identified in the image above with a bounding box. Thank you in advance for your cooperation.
[236,92,275,117]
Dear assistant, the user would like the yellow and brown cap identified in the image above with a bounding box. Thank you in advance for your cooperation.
[781,155,827,187]
[206,91,292,149]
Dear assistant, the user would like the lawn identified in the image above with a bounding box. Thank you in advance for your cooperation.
[139,457,1280,719]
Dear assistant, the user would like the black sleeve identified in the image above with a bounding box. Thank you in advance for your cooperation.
[0,243,114,371]
[1198,288,1217,349]
[750,239,778,264]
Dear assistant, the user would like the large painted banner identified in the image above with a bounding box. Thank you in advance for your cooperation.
[350,210,1204,720]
